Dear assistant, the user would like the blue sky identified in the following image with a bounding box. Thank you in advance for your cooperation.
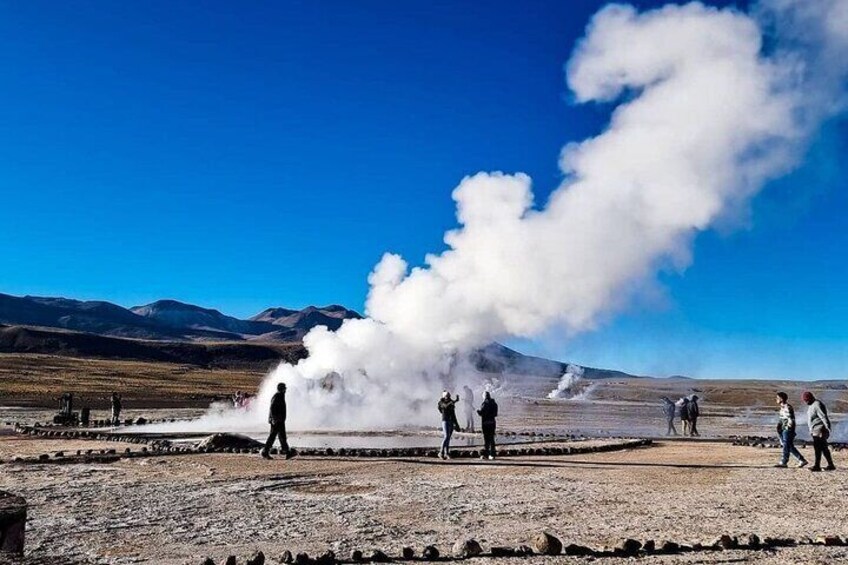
[1,1,846,379]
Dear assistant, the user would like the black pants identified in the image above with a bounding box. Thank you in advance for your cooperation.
[482,421,496,457]
[264,422,289,454]
[689,417,699,437]
[813,435,835,468]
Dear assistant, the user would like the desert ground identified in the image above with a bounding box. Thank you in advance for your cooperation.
[2,356,847,565]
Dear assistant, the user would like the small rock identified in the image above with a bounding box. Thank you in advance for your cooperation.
[280,550,294,564]
[247,551,265,565]
[513,545,534,556]
[452,539,482,559]
[316,550,335,565]
[369,550,390,563]
[615,539,641,556]
[401,547,415,560]
[743,534,761,549]
[563,544,593,556]
[225,557,237,565]
[530,531,562,555]
[815,536,843,546]
[642,540,656,553]
[201,558,215,565]
[711,535,737,550]
[422,546,440,560]
[349,550,363,563]
[659,540,679,553]
[294,553,311,565]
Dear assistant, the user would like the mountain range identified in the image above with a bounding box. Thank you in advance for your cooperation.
[0,293,361,342]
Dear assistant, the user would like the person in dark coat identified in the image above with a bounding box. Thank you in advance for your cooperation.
[661,397,677,436]
[261,383,292,460]
[678,397,691,436]
[110,393,122,426]
[438,391,462,459]
[688,395,701,437]
[477,391,499,460]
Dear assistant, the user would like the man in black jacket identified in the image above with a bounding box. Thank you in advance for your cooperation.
[261,383,292,460]
[477,391,499,460]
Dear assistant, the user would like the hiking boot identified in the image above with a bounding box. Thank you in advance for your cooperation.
[285,449,296,460]
[810,466,822,472]
[774,463,787,468]
[798,460,808,468]
[824,465,836,471]
[260,451,272,460]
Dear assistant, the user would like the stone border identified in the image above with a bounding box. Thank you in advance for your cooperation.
[5,424,651,465]
[198,531,848,565]
[731,435,847,451]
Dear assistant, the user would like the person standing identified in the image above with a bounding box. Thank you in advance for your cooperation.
[110,393,122,426]
[438,391,461,460]
[802,391,835,472]
[661,397,677,436]
[261,383,292,460]
[688,395,701,437]
[462,385,476,433]
[774,392,808,468]
[678,397,691,436]
[477,391,499,460]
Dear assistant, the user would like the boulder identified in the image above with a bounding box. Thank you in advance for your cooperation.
[247,551,265,565]
[422,545,440,560]
[201,558,215,565]
[197,433,263,451]
[658,540,679,553]
[225,557,237,565]
[452,539,482,559]
[711,535,738,550]
[280,550,294,563]
[642,540,656,553]
[401,547,414,559]
[530,531,562,555]
[349,550,363,562]
[743,534,761,549]
[294,553,311,565]
[135,417,148,425]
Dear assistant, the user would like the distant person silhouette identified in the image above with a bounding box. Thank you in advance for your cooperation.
[678,397,691,436]
[688,395,700,437]
[110,393,122,426]
[802,391,835,472]
[262,383,293,460]
[477,391,499,460]
[661,397,677,436]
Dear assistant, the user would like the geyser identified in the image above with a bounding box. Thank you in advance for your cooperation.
[184,0,847,432]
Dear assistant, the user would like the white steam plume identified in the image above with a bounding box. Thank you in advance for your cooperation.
[182,1,848,432]
[547,365,594,400]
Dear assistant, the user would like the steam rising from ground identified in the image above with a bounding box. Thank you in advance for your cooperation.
[547,365,595,401]
[185,0,847,432]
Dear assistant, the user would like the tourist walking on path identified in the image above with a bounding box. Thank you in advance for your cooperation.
[462,385,476,433]
[261,383,292,460]
[661,397,677,436]
[802,391,835,472]
[774,392,808,468]
[110,393,122,426]
[477,391,499,459]
[688,395,701,437]
[438,391,462,460]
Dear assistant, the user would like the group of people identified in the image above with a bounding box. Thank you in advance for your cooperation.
[660,394,700,436]
[775,391,836,472]
[437,387,499,460]
[259,382,501,461]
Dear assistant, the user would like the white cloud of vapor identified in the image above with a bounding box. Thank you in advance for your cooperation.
[183,1,848,432]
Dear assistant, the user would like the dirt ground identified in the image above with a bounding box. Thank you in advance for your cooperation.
[2,425,847,565]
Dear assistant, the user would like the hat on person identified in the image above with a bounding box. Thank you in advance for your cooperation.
[441,390,450,399]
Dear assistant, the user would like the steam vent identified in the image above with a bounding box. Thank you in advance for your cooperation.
[0,491,26,556]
